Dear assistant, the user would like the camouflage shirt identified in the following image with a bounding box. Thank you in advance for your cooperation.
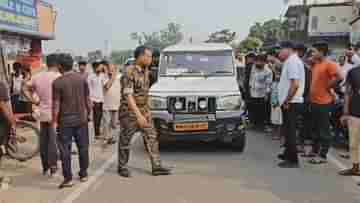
[119,65,150,117]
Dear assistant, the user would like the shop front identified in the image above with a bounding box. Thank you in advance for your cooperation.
[0,0,56,79]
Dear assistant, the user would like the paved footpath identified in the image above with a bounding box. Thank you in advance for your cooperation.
[1,129,360,203]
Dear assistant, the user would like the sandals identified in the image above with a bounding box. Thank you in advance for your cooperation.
[58,180,74,189]
[308,157,328,165]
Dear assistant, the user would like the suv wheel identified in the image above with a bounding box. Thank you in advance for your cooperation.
[231,134,246,152]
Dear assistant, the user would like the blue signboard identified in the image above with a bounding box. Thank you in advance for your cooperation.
[0,0,39,34]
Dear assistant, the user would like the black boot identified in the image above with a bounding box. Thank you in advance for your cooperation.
[152,166,172,176]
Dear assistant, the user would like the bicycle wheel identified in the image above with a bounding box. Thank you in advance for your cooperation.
[6,120,40,162]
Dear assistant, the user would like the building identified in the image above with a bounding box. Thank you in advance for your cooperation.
[285,2,356,54]
[0,0,56,75]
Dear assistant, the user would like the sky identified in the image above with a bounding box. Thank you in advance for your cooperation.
[43,0,291,55]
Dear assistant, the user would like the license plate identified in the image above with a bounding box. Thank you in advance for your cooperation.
[174,122,209,132]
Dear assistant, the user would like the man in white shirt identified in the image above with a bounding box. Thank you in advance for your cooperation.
[87,61,106,139]
[277,41,305,168]
[102,63,121,145]
[248,54,273,130]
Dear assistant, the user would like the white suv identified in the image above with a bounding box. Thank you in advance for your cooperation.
[149,43,246,151]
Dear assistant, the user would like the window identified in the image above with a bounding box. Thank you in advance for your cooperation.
[311,16,319,31]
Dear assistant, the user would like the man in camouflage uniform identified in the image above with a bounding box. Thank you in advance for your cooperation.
[118,46,171,177]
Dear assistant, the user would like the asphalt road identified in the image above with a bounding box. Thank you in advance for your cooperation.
[1,129,360,203]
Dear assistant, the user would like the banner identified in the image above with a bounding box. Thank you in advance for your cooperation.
[308,5,352,37]
[0,0,39,34]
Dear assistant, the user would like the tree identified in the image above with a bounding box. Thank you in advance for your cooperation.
[237,37,263,52]
[110,50,133,66]
[130,23,183,50]
[248,19,289,43]
[205,29,237,44]
[249,22,264,41]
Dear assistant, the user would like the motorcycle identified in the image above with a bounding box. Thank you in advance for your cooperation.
[0,115,40,163]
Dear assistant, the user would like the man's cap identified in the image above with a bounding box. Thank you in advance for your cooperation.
[279,41,295,49]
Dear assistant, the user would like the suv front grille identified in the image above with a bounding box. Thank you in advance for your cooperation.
[168,96,216,114]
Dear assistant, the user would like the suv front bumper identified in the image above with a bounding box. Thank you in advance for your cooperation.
[151,111,246,143]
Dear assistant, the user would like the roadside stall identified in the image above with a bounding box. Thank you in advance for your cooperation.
[0,0,56,78]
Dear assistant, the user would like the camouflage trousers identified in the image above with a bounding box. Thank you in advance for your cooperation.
[118,115,161,169]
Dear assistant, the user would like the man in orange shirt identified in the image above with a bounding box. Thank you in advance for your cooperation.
[309,41,342,164]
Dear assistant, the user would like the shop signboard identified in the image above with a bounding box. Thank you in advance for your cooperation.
[0,0,39,35]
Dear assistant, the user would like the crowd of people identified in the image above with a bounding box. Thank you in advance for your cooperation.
[0,46,170,189]
[1,40,360,189]
[242,40,360,176]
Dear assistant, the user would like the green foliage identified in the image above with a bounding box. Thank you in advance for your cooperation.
[130,23,183,50]
[234,18,289,53]
[237,37,263,52]
[205,29,237,44]
[248,19,289,43]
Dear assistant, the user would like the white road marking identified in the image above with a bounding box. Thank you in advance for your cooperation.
[61,134,141,203]
[61,153,117,203]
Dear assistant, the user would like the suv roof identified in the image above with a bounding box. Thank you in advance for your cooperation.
[163,43,233,52]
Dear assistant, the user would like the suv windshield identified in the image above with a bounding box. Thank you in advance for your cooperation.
[159,51,234,76]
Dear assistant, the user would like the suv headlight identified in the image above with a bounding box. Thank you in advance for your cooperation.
[149,96,167,110]
[217,95,243,111]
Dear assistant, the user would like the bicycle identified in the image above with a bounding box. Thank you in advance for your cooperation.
[0,115,40,162]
